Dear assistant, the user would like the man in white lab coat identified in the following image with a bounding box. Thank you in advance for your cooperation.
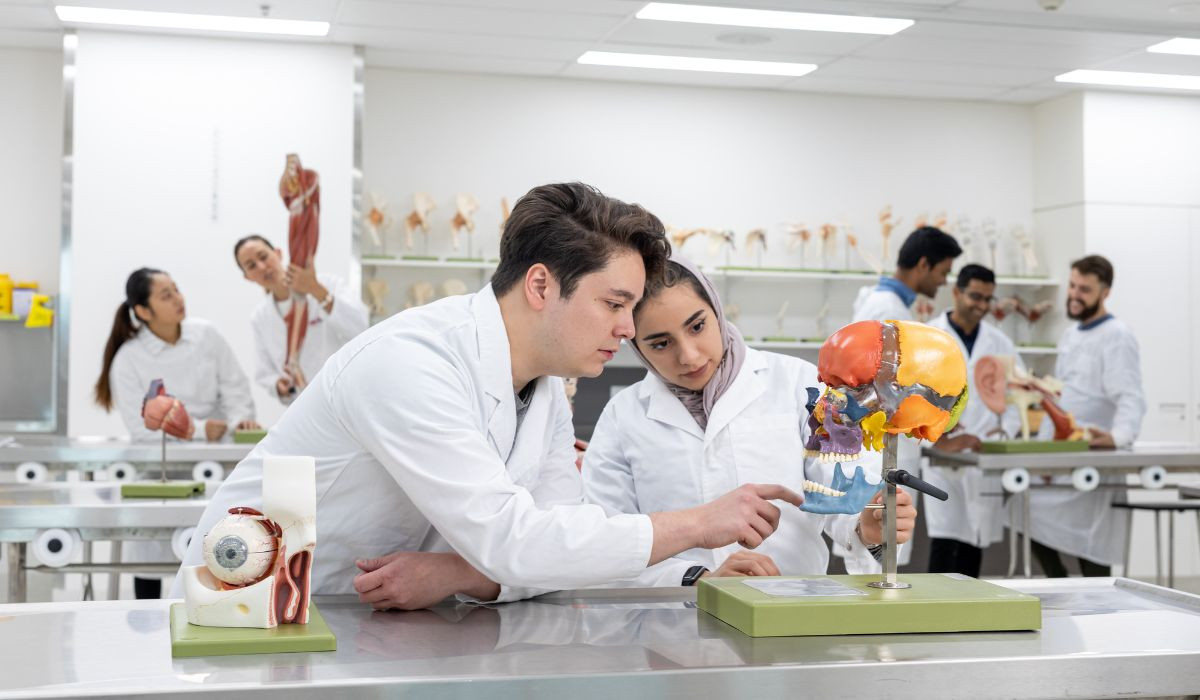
[925,264,1023,577]
[852,226,963,324]
[175,183,803,609]
[852,226,962,565]
[1029,255,1146,577]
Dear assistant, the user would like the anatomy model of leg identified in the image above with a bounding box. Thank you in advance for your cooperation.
[878,206,900,267]
[363,191,392,249]
[182,457,316,628]
[449,193,479,253]
[786,223,811,268]
[404,192,436,251]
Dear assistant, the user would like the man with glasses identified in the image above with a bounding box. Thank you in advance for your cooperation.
[924,264,1023,577]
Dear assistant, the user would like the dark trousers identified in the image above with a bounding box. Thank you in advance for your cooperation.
[1031,539,1111,577]
[133,576,162,599]
[928,537,983,578]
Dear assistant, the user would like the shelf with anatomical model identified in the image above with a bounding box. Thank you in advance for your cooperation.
[656,207,1060,371]
[359,191,509,322]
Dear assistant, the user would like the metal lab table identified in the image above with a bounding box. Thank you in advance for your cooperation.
[0,435,253,480]
[0,482,209,602]
[1,578,1199,700]
[923,446,1200,578]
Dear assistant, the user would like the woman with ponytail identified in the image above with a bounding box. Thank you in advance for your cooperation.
[95,267,260,442]
[96,268,261,600]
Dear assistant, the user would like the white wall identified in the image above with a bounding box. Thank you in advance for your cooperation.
[0,47,62,292]
[67,31,355,436]
[363,68,1040,342]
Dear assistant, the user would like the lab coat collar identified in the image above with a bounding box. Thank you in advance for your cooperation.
[135,321,195,356]
[471,283,518,462]
[703,348,767,442]
[638,347,767,442]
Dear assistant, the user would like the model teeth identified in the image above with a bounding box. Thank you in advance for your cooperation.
[803,480,845,497]
[803,450,864,463]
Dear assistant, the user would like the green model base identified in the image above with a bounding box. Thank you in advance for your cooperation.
[761,336,799,342]
[980,439,1089,454]
[170,603,337,657]
[121,481,205,498]
[233,428,268,444]
[697,574,1041,637]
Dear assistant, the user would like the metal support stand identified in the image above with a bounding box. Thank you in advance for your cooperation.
[6,542,25,603]
[869,434,910,590]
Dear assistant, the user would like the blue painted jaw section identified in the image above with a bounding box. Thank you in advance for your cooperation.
[799,464,883,515]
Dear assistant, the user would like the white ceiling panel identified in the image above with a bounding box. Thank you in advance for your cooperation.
[562,61,797,89]
[335,25,587,61]
[853,33,1144,69]
[814,55,1055,87]
[4,0,1200,103]
[336,1,626,41]
[606,16,884,57]
[986,86,1069,103]
[1091,51,1200,74]
[901,20,1169,50]
[365,47,565,76]
[784,75,1004,100]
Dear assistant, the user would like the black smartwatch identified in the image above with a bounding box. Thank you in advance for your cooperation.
[682,565,708,586]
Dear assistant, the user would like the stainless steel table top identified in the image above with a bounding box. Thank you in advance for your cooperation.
[0,578,1198,700]
[0,435,252,467]
[923,445,1200,470]
[0,482,209,534]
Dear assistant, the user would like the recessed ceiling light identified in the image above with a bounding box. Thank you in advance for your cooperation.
[54,5,330,37]
[636,2,913,36]
[1147,38,1200,56]
[578,51,816,77]
[1055,69,1200,90]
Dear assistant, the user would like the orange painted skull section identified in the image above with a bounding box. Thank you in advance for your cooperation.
[817,320,883,388]
[893,320,967,398]
[888,394,953,442]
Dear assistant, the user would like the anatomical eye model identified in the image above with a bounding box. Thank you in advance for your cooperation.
[181,457,316,629]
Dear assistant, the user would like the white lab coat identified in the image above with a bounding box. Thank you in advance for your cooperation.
[852,285,914,325]
[582,348,881,587]
[173,284,652,602]
[924,311,1023,548]
[1027,317,1146,565]
[250,272,368,403]
[109,318,256,571]
[109,318,257,442]
[851,282,919,564]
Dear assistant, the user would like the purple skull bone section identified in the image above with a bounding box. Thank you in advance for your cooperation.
[805,398,864,456]
[823,409,863,455]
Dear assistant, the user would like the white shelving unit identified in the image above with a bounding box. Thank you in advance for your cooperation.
[358,257,1061,363]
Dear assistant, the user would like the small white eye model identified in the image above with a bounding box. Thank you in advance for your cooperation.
[202,513,278,586]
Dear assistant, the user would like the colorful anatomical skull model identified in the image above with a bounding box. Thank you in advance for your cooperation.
[182,457,316,629]
[805,320,968,463]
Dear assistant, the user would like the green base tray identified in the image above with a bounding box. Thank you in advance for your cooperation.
[121,481,205,498]
[233,428,268,444]
[761,336,799,342]
[980,439,1089,454]
[170,602,337,657]
[400,255,439,261]
[361,254,395,260]
[697,574,1041,637]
